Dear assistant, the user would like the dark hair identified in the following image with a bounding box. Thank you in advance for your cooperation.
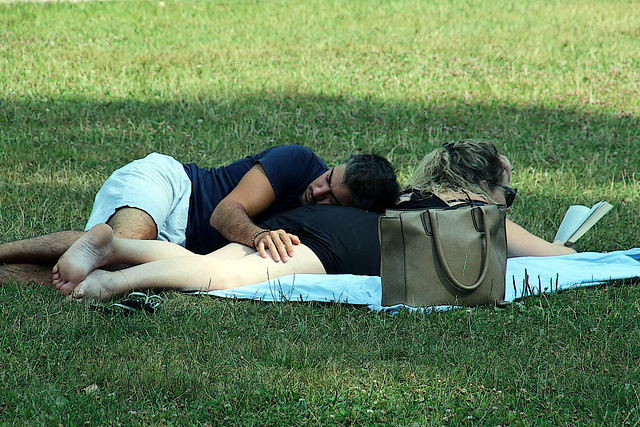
[405,139,506,202]
[342,153,399,212]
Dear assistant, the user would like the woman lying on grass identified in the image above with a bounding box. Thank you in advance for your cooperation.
[54,140,576,301]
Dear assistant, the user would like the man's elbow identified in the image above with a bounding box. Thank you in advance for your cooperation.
[209,208,222,229]
[209,200,246,230]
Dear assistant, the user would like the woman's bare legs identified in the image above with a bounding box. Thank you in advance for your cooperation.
[53,224,195,295]
[51,223,325,301]
[70,243,325,301]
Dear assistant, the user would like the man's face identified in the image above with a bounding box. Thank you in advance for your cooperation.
[300,164,354,206]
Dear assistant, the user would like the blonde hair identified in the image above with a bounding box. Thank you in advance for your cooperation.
[405,139,506,202]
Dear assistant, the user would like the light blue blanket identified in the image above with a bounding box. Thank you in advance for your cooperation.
[203,248,640,311]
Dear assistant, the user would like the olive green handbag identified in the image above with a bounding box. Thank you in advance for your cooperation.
[378,203,508,308]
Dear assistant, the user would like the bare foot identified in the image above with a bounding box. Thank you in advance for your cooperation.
[52,224,115,296]
[69,269,130,302]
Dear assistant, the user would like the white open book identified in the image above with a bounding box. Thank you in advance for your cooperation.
[554,201,613,244]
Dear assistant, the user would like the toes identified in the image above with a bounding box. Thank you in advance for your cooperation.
[57,281,75,296]
[71,286,84,301]
[52,266,63,289]
[66,294,83,303]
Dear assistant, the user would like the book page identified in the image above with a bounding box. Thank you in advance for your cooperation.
[566,201,613,243]
[554,201,613,243]
[554,205,591,243]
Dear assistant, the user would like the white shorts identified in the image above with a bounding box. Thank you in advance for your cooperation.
[85,153,192,246]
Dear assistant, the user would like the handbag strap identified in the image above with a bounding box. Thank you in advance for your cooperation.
[429,206,491,291]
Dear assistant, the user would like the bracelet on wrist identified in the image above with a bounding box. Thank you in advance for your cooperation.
[251,229,271,249]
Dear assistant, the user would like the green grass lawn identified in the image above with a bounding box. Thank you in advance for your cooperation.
[1,0,639,425]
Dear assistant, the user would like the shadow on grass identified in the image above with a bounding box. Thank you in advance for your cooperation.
[2,94,638,172]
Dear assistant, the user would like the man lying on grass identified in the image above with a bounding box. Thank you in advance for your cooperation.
[0,145,399,289]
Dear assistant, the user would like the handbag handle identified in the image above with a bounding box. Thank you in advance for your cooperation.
[429,207,491,291]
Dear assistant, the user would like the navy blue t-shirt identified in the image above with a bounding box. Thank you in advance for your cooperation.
[182,145,328,254]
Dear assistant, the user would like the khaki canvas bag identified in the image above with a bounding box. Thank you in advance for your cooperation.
[378,203,508,308]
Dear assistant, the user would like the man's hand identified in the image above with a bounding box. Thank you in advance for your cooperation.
[210,164,303,261]
[253,229,301,262]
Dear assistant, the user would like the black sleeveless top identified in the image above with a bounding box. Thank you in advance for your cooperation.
[260,191,448,275]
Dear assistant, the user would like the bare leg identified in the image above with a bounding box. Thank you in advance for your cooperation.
[0,264,53,285]
[53,224,195,295]
[106,207,158,240]
[204,242,256,260]
[0,231,83,288]
[0,231,85,265]
[71,244,326,301]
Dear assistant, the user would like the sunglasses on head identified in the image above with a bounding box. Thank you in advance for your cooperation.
[498,185,517,208]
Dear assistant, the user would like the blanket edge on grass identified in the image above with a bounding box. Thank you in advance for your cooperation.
[198,249,640,312]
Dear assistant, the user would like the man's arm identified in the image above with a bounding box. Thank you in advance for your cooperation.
[209,164,300,262]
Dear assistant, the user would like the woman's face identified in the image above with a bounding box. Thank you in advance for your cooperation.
[489,155,513,205]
